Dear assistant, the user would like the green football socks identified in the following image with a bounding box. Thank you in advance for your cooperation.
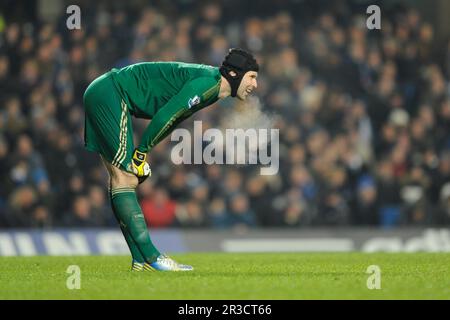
[109,187,161,264]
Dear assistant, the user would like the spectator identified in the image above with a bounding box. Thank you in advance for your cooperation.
[63,194,99,227]
[6,186,39,227]
[141,188,177,228]
[435,183,450,225]
[353,175,379,225]
[207,197,230,229]
[176,199,208,228]
[88,185,113,226]
[228,193,256,229]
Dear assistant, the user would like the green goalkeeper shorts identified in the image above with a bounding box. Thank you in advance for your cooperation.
[83,72,134,173]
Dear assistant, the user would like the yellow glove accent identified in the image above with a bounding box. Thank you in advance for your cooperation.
[132,149,151,179]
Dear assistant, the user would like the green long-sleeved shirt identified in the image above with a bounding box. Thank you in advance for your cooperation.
[110,62,222,153]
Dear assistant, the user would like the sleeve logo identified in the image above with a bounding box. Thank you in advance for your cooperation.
[188,95,201,109]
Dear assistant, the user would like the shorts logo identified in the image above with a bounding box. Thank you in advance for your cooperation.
[188,95,200,109]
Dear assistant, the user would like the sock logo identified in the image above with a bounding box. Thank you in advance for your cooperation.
[188,95,200,109]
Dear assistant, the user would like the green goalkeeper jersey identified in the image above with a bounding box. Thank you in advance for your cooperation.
[110,62,222,153]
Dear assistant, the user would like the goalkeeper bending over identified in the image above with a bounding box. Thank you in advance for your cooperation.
[83,49,258,271]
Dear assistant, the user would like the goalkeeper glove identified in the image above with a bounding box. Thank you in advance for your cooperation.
[132,149,151,184]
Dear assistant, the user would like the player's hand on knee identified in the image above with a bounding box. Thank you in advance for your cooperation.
[132,149,151,183]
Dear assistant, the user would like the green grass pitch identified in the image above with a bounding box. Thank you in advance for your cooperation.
[0,253,449,299]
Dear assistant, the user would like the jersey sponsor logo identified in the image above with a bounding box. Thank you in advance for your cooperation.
[188,95,200,109]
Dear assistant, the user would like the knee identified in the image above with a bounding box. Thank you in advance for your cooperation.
[102,158,138,188]
[110,168,138,189]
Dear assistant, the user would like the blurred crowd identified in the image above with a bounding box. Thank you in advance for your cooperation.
[0,0,450,230]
